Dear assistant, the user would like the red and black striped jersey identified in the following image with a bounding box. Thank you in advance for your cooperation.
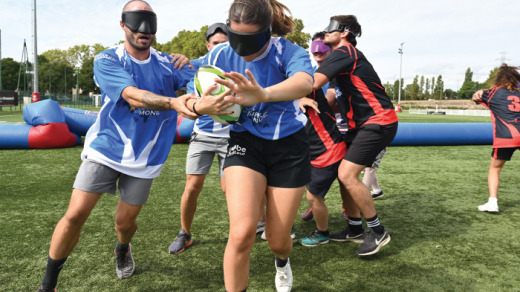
[316,43,398,130]
[304,89,347,168]
[479,87,520,148]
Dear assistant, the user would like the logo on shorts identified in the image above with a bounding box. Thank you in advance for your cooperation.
[228,144,246,157]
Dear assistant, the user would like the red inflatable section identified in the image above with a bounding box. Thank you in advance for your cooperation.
[28,123,79,149]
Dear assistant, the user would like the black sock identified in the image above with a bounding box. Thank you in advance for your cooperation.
[348,217,364,234]
[116,241,129,253]
[41,255,67,290]
[366,215,385,235]
[275,256,288,268]
[317,229,329,236]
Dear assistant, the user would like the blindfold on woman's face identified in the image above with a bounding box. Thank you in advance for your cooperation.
[226,23,271,57]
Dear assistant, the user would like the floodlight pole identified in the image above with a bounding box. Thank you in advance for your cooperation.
[397,42,404,111]
[32,0,40,102]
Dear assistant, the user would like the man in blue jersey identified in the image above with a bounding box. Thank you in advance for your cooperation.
[37,1,198,291]
[168,23,231,254]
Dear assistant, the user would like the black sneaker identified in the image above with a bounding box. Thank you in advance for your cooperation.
[168,229,193,254]
[329,227,365,243]
[355,229,391,256]
[115,243,135,279]
[371,190,384,200]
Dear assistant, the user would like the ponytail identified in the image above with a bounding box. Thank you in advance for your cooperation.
[268,0,295,36]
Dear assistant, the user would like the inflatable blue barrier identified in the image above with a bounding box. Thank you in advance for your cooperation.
[0,99,197,149]
[390,123,493,146]
[174,116,195,143]
[0,124,33,148]
[0,100,81,149]
[61,107,98,136]
[23,99,65,125]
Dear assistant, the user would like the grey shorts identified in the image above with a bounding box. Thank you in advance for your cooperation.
[370,148,387,170]
[73,159,153,206]
[186,132,228,177]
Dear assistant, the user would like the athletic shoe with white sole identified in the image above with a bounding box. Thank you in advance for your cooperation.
[371,190,384,200]
[300,229,329,247]
[329,227,365,243]
[168,229,193,254]
[256,221,266,234]
[261,228,296,241]
[275,258,292,292]
[115,243,135,279]
[355,229,391,256]
[478,201,499,213]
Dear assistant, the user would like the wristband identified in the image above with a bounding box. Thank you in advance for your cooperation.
[192,102,202,116]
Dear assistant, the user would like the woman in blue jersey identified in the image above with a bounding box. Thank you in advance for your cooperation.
[188,1,313,291]
[472,64,520,213]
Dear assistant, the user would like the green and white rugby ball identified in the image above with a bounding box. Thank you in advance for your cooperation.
[194,65,242,125]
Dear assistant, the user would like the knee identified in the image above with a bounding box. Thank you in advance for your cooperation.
[267,236,291,255]
[63,208,90,228]
[228,226,255,254]
[115,218,137,234]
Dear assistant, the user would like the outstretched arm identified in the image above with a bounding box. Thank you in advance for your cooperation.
[122,86,199,119]
[217,70,313,106]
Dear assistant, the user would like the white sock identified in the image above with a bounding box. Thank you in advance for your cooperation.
[488,197,498,204]
[372,188,382,194]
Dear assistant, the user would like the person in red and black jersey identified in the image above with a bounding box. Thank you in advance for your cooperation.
[472,63,520,213]
[298,88,347,246]
[313,15,398,256]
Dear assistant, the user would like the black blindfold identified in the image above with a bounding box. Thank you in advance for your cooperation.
[122,10,157,35]
[323,19,347,34]
[226,22,271,57]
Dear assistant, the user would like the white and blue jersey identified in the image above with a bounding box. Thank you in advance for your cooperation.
[203,37,314,140]
[84,44,195,178]
[187,45,231,138]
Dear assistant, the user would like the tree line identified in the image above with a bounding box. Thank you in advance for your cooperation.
[0,18,496,101]
[383,67,497,101]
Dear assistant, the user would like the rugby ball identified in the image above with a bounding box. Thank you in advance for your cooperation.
[194,65,242,125]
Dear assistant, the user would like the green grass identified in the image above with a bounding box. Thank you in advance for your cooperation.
[1,111,519,291]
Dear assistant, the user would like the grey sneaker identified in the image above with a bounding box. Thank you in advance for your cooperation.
[256,221,266,234]
[115,243,135,279]
[329,227,365,243]
[355,229,391,256]
[168,229,193,254]
[275,258,292,292]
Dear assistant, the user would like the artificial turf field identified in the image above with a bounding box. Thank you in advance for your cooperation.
[1,111,519,291]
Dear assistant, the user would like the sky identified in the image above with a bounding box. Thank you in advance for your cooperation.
[1,0,519,91]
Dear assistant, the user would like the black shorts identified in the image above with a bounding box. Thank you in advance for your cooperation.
[224,128,311,188]
[492,147,520,161]
[344,122,398,166]
[307,159,342,198]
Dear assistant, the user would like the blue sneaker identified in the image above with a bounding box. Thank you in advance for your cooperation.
[168,229,193,254]
[300,229,329,247]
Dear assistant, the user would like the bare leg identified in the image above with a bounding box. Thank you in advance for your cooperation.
[488,157,506,199]
[306,192,328,231]
[223,166,266,292]
[179,174,206,234]
[49,189,102,260]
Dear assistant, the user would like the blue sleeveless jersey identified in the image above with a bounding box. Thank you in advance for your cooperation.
[84,44,195,178]
[201,38,313,140]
